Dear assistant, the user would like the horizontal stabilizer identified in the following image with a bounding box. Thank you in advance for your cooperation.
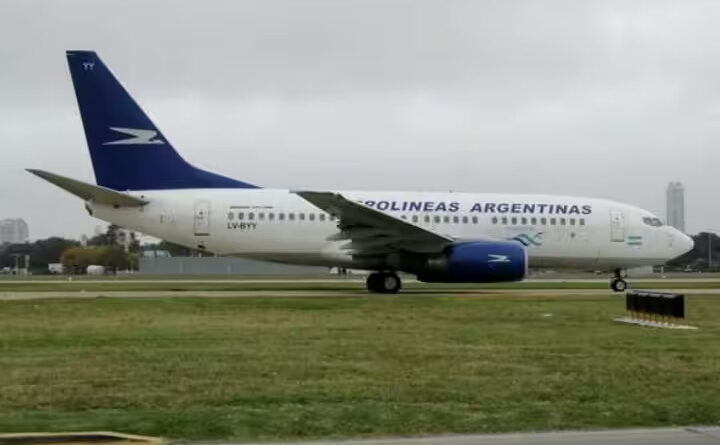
[27,169,148,207]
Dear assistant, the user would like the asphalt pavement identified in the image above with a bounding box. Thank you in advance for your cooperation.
[192,427,720,445]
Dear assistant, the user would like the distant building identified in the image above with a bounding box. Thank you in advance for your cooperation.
[666,182,685,232]
[0,218,29,244]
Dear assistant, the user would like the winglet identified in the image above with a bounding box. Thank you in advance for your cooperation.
[27,169,148,207]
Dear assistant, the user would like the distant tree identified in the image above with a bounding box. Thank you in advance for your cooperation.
[128,231,141,253]
[98,246,130,273]
[0,238,79,273]
[60,246,101,274]
[87,224,141,254]
[87,224,121,246]
[666,232,720,271]
[30,237,79,269]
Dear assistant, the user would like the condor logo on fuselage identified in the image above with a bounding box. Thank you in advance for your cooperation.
[488,254,511,263]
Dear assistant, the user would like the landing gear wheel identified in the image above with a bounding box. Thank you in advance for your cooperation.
[366,272,402,294]
[610,278,628,292]
[366,273,382,293]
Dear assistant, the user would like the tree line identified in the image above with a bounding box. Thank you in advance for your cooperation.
[0,224,210,274]
[0,225,139,274]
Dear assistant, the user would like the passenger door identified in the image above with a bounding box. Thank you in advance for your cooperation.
[609,210,625,242]
[193,199,211,236]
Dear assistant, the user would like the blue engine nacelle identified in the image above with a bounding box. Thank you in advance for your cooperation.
[416,241,527,283]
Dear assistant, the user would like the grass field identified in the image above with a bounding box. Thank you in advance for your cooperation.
[2,292,720,441]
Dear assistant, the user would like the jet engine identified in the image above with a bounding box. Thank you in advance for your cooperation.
[416,241,527,283]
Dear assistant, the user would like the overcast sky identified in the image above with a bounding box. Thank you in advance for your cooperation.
[1,0,718,239]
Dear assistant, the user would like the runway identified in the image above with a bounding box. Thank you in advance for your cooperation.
[1,288,719,300]
[197,427,720,445]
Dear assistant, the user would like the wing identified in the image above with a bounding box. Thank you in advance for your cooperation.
[294,191,453,255]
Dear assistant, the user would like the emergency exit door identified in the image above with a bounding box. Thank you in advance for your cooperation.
[609,210,625,242]
[193,200,210,236]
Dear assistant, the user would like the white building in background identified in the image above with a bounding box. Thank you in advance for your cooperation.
[666,182,685,233]
[0,218,29,244]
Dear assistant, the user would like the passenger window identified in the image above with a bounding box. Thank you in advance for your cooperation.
[569,218,575,225]
[259,213,265,220]
[521,217,527,225]
[401,215,407,220]
[278,213,285,221]
[501,217,508,225]
[472,216,478,224]
[227,212,234,220]
[550,218,556,225]
[511,217,517,225]
[540,217,547,225]
[531,217,537,225]
[288,213,295,221]
[268,213,275,221]
[424,215,431,223]
[319,214,326,221]
[492,216,498,224]
[462,216,468,224]
[443,215,450,223]
[309,213,315,221]
[238,212,244,220]
[299,213,305,221]
[434,215,441,224]
[452,216,459,224]
[560,218,566,225]
[248,212,254,220]
[412,215,419,223]
[579,218,585,226]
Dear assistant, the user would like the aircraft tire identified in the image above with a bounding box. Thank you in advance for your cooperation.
[366,272,402,293]
[610,278,627,292]
[366,273,383,293]
[380,272,402,294]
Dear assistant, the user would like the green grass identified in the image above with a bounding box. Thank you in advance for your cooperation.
[1,294,720,441]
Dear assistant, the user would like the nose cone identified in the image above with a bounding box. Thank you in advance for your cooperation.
[672,230,694,258]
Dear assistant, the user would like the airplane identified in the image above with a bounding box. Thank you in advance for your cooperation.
[28,51,694,293]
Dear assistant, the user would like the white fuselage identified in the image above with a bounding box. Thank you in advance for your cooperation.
[90,189,692,272]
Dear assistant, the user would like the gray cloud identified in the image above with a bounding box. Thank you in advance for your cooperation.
[1,0,718,239]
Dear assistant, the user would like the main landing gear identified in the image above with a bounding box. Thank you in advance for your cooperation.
[610,269,628,292]
[366,271,402,293]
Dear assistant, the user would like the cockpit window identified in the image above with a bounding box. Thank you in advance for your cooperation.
[643,216,664,227]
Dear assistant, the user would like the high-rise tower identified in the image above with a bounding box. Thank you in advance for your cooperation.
[666,182,685,232]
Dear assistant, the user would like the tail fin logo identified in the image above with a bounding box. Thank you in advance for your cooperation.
[102,127,165,146]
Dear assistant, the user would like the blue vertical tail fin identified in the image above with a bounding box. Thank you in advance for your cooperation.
[66,50,258,190]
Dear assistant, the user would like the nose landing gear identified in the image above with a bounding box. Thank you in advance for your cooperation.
[610,269,628,292]
[366,271,402,293]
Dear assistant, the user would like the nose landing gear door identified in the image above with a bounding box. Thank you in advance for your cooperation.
[609,210,625,242]
[193,199,211,236]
